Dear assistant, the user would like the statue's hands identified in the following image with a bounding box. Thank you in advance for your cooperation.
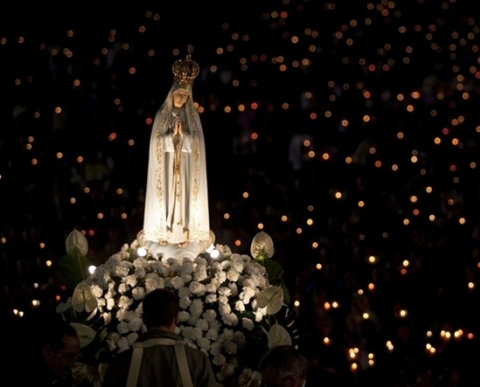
[173,117,183,136]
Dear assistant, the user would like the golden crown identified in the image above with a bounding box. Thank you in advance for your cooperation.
[172,44,200,87]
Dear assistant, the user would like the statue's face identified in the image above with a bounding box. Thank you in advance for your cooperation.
[172,88,189,108]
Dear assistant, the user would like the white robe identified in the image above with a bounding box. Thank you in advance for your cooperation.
[143,84,210,245]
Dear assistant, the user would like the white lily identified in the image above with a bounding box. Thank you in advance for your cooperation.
[71,322,97,348]
[267,323,292,348]
[250,231,274,259]
[72,281,98,313]
[256,286,284,315]
[66,229,89,256]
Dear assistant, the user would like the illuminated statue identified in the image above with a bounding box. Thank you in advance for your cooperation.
[142,45,212,258]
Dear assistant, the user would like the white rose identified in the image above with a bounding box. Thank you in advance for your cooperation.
[171,276,185,289]
[218,287,231,297]
[243,278,258,289]
[117,337,129,353]
[133,257,148,269]
[215,271,227,284]
[220,363,235,378]
[178,286,191,298]
[203,309,217,322]
[235,300,245,312]
[132,287,145,300]
[128,318,143,332]
[180,261,195,276]
[239,287,255,304]
[118,295,132,309]
[219,303,231,316]
[205,294,217,303]
[238,368,262,387]
[194,265,208,282]
[234,331,246,347]
[188,314,200,325]
[190,299,203,316]
[242,318,254,331]
[116,309,127,321]
[193,256,208,266]
[223,341,237,355]
[205,283,217,293]
[209,319,221,331]
[125,274,138,287]
[192,327,203,341]
[106,298,115,310]
[195,318,209,331]
[148,260,163,272]
[223,329,235,341]
[230,260,245,273]
[102,312,112,325]
[209,342,221,356]
[118,283,127,294]
[206,328,218,340]
[198,337,211,351]
[254,308,267,322]
[90,284,104,298]
[189,281,207,296]
[114,261,132,277]
[127,332,139,346]
[145,273,165,292]
[106,332,120,351]
[179,311,191,322]
[213,353,226,366]
[222,313,238,326]
[179,296,192,310]
[227,270,240,282]
[228,283,239,296]
[117,321,129,334]
[105,254,122,269]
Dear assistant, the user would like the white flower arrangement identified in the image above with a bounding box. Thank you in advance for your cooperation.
[57,230,296,387]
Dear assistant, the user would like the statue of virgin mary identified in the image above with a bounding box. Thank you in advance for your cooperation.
[142,46,211,253]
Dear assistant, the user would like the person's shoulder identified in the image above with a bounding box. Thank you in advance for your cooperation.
[183,342,206,354]
[184,343,210,362]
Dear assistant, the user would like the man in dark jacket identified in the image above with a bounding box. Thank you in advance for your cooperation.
[103,288,217,387]
[12,315,100,387]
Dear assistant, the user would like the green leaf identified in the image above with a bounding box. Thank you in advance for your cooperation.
[261,259,284,283]
[57,248,92,289]
[279,279,291,306]
[70,322,97,348]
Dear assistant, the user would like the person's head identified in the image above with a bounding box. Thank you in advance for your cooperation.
[259,345,309,387]
[172,87,190,108]
[40,319,81,380]
[142,288,179,330]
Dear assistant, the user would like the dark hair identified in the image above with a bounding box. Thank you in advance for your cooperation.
[142,288,179,328]
[259,345,309,381]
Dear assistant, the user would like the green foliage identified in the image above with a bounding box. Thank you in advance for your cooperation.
[57,247,92,289]
[256,257,291,307]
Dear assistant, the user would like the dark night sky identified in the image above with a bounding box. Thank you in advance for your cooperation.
[2,1,480,385]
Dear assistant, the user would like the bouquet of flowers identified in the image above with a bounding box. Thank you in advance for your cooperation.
[56,229,298,387]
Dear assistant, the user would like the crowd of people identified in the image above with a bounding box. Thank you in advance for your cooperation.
[2,0,480,385]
